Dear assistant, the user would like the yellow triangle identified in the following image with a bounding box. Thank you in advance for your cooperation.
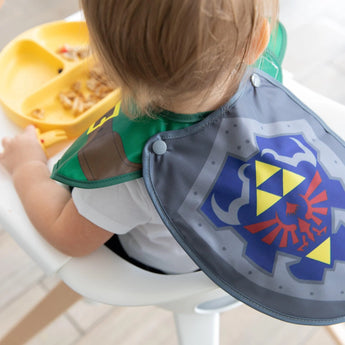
[283,170,305,196]
[306,238,331,265]
[256,161,281,187]
[257,189,281,216]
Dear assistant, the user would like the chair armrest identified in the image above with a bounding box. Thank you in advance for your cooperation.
[59,246,218,306]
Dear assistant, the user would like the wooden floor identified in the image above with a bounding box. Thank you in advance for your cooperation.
[0,0,345,344]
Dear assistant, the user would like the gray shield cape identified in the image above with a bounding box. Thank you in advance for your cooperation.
[143,70,345,325]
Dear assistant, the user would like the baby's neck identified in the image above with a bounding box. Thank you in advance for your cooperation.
[164,97,225,114]
[162,79,235,114]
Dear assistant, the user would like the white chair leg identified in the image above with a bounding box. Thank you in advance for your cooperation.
[174,312,220,345]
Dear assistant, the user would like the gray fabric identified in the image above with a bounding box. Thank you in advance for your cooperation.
[143,70,345,325]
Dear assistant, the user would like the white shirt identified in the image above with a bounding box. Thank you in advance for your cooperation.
[72,178,198,273]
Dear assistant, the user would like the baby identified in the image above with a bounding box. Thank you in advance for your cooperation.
[0,0,278,273]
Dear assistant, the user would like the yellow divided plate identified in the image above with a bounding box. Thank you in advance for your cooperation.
[0,21,120,139]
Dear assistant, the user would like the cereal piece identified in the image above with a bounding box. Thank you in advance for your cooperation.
[30,108,45,120]
[83,101,95,112]
[72,97,85,116]
[64,90,79,100]
[86,78,99,92]
[57,45,90,61]
[71,81,82,93]
[56,44,70,54]
[89,65,104,78]
[77,48,90,59]
[59,93,73,109]
[95,85,112,98]
[62,50,78,61]
[86,93,99,102]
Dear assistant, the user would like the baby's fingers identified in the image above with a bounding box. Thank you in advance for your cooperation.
[24,124,37,135]
[2,136,11,145]
[1,136,13,148]
[21,125,39,142]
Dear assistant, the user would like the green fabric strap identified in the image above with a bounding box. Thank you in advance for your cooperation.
[254,22,287,82]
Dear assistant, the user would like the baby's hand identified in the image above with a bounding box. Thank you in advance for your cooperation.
[0,125,47,176]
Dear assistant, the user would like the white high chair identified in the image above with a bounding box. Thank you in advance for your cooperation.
[0,180,241,345]
[0,10,241,345]
[1,73,345,345]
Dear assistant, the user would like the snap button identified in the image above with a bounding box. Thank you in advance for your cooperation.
[152,140,167,155]
[250,73,261,88]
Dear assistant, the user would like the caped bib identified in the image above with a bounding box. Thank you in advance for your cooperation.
[142,71,345,325]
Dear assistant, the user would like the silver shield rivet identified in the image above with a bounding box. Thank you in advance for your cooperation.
[152,140,167,155]
[251,73,261,88]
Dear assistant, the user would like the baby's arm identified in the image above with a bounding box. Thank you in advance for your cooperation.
[0,125,113,256]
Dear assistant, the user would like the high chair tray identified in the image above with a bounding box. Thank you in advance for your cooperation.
[0,21,120,138]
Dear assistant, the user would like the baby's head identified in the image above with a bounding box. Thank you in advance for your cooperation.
[81,0,278,116]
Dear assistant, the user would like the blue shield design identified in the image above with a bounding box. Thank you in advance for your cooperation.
[201,134,345,282]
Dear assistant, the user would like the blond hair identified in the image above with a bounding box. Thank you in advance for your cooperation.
[81,0,278,117]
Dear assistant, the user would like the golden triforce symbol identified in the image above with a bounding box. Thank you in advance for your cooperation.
[306,237,331,264]
[256,161,305,215]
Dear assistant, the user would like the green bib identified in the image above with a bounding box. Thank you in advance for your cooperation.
[51,103,209,188]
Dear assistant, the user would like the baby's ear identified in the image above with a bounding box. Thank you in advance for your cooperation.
[246,19,270,65]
